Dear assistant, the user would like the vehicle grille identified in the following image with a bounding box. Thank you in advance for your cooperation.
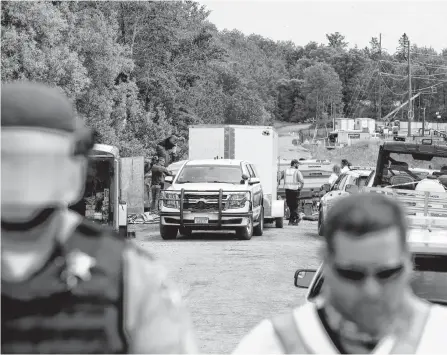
[184,193,228,200]
[183,201,227,211]
[182,193,230,211]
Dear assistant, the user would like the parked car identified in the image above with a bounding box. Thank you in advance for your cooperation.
[159,159,264,240]
[318,168,374,236]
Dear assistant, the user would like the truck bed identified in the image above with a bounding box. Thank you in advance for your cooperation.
[362,187,447,218]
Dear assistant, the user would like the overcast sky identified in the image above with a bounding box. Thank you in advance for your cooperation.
[200,1,446,53]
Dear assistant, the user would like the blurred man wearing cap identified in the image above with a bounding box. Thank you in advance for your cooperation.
[278,159,304,225]
[1,82,197,353]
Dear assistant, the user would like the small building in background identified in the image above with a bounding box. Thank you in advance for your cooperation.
[335,118,355,131]
[354,117,376,133]
[336,130,371,145]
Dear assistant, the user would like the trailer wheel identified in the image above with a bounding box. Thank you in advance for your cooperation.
[318,209,325,236]
[275,217,284,228]
[253,208,264,236]
[236,216,253,240]
[179,227,193,238]
[160,222,178,240]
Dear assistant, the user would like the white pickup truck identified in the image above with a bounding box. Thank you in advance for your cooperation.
[159,159,264,240]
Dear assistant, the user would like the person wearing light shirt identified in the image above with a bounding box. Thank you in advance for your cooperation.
[341,159,351,174]
[328,165,341,187]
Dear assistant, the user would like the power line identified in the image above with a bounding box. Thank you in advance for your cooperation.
[411,60,447,70]
[379,74,408,96]
[413,81,446,93]
[411,51,444,58]
[380,73,407,81]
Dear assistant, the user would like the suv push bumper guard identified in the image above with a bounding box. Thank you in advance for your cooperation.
[159,189,252,228]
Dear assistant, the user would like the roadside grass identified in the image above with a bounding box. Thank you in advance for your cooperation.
[304,140,381,168]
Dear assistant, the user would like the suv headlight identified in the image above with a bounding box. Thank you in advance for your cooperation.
[162,192,180,209]
[226,192,250,209]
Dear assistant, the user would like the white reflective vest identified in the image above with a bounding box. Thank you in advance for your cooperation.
[233,302,447,354]
[284,168,302,190]
[272,303,447,354]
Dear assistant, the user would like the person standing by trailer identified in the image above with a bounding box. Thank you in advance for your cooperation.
[1,82,197,354]
[279,159,304,226]
[156,135,180,167]
[150,157,173,214]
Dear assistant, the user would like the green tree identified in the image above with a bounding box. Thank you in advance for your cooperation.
[303,63,343,121]
[326,32,348,49]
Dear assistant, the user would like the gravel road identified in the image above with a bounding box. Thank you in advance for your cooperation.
[131,220,323,353]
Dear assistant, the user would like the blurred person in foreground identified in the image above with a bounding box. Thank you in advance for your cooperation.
[1,82,197,354]
[233,193,447,354]
[278,159,304,226]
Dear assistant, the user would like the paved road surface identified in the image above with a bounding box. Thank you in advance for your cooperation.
[131,220,323,353]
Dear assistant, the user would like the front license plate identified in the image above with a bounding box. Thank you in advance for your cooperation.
[194,217,209,224]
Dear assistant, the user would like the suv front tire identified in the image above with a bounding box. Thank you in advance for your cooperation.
[236,216,253,240]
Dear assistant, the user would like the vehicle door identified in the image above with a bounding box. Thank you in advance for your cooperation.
[248,163,263,211]
[320,174,344,206]
[244,162,262,218]
[322,174,350,214]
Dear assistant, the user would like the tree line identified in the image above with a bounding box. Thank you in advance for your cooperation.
[2,1,447,158]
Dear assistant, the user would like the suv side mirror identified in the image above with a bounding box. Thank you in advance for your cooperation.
[164,176,173,183]
[249,177,261,185]
[321,183,331,192]
[294,269,317,288]
[345,184,359,194]
[242,173,249,181]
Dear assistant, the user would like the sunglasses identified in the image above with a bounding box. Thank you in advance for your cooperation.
[334,264,405,283]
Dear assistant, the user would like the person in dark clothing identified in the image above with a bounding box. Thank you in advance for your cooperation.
[156,135,179,167]
[1,82,197,354]
[150,157,173,213]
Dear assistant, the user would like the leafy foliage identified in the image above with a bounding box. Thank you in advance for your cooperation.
[2,2,447,157]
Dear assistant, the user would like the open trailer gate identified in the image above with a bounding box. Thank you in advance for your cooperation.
[70,144,129,238]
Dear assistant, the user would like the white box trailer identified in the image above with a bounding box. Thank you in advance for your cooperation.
[189,125,285,224]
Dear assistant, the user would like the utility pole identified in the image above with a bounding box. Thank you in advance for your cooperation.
[407,37,413,137]
[422,107,426,137]
[377,33,382,121]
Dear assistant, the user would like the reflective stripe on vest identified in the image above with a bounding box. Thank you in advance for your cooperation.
[284,168,300,190]
[273,303,441,354]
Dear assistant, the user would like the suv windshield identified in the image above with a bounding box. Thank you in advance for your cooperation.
[176,165,243,184]
[310,255,447,305]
